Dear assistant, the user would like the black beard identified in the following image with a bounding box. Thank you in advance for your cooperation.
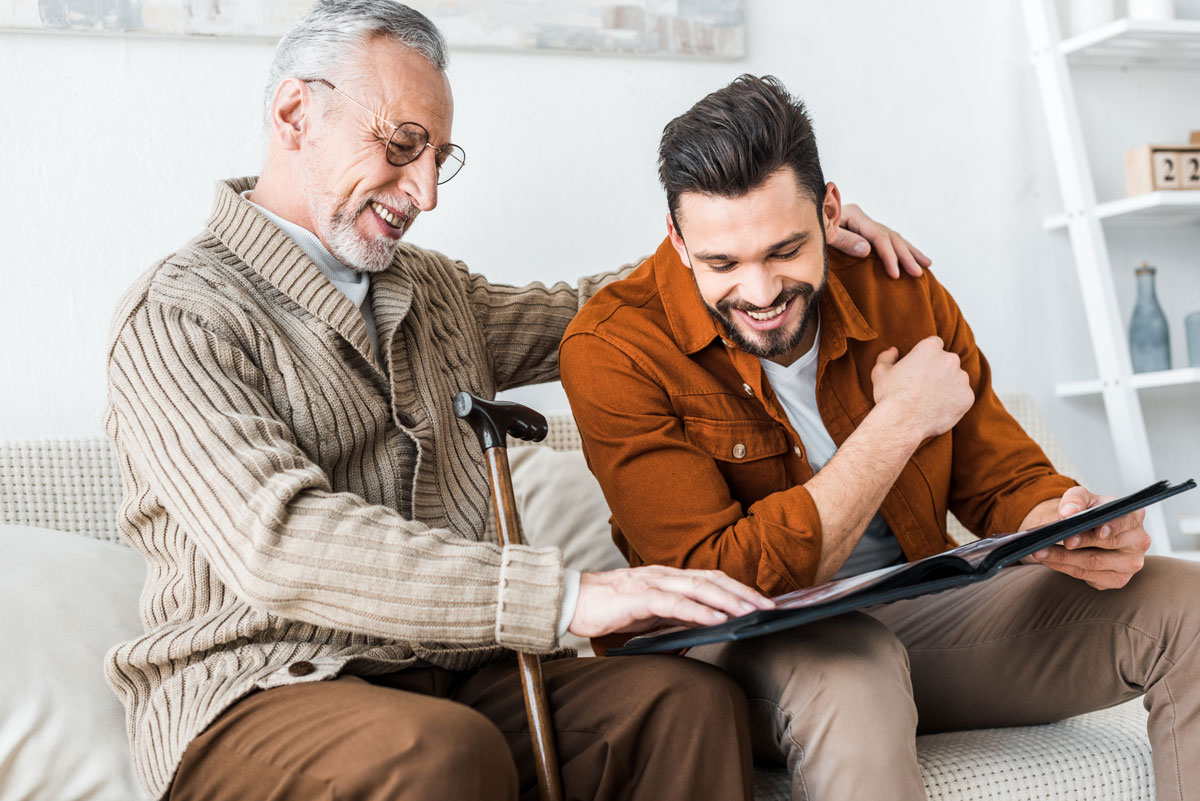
[703,256,828,359]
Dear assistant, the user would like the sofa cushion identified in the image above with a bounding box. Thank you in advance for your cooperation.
[0,524,150,801]
[509,446,628,654]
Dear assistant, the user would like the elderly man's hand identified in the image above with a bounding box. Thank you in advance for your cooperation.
[832,203,931,279]
[1020,486,1151,590]
[567,566,774,639]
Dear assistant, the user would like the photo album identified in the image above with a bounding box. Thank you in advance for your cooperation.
[610,479,1196,655]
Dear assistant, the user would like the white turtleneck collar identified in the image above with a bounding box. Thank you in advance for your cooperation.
[242,191,380,361]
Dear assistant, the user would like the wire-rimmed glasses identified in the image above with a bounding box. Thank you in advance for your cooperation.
[304,78,465,184]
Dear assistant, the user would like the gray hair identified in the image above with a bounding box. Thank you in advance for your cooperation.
[264,0,448,123]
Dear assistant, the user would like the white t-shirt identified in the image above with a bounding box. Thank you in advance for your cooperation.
[760,321,904,579]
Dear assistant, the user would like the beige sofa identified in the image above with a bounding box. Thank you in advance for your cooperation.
[0,394,1155,801]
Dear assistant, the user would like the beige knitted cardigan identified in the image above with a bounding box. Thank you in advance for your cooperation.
[104,177,621,799]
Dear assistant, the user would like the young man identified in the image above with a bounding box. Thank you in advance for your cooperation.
[103,3,922,799]
[560,75,1200,801]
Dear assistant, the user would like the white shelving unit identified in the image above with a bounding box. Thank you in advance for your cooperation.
[1043,191,1200,229]
[1022,2,1200,559]
[1059,17,1200,66]
[1056,366,1200,398]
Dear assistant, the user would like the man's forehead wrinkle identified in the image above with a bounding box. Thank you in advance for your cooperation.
[338,41,455,143]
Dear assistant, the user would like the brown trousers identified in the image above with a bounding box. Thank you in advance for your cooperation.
[690,556,1200,801]
[169,653,754,801]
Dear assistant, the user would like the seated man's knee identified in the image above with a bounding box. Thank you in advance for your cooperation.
[636,653,749,719]
[1122,556,1200,640]
[704,612,912,716]
[346,701,518,801]
[791,614,910,704]
[745,612,906,678]
[601,654,751,760]
[832,611,911,673]
[595,654,753,795]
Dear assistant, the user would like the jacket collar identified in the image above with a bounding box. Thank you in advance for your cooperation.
[206,177,384,373]
[817,253,878,362]
[652,235,877,357]
[653,237,723,355]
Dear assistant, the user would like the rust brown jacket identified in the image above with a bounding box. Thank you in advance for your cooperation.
[560,237,1076,600]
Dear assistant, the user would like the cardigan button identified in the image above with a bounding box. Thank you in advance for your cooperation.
[396,411,417,428]
[732,443,747,459]
[288,661,316,677]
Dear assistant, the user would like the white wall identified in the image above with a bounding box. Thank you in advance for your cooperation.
[2,1,1198,542]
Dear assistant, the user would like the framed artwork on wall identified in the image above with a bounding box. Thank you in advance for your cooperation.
[0,1,311,38]
[0,0,745,59]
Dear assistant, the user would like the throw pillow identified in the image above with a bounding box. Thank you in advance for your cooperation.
[508,446,625,654]
[0,525,150,801]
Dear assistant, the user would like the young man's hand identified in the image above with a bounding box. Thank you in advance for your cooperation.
[832,203,931,279]
[1020,485,1152,589]
[567,566,774,639]
[870,336,975,444]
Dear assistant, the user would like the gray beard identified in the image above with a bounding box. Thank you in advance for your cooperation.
[300,167,404,274]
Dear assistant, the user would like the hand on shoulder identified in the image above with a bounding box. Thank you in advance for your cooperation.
[832,203,931,279]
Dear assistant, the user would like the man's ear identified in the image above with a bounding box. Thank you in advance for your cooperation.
[269,77,310,153]
[822,181,843,242]
[666,212,692,271]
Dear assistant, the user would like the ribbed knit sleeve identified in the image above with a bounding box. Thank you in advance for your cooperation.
[466,263,639,391]
[107,298,563,653]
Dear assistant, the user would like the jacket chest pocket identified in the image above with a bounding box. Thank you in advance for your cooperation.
[682,417,788,504]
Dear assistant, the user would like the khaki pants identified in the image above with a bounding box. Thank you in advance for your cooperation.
[690,556,1200,801]
[169,654,754,801]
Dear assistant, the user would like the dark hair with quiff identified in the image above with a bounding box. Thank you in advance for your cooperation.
[658,74,825,224]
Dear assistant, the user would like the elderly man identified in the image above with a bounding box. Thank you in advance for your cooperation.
[560,74,1200,801]
[103,3,924,801]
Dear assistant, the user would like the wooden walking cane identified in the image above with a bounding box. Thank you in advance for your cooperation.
[454,391,565,801]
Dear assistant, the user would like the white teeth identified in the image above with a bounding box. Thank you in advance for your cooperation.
[747,302,786,321]
[371,201,403,228]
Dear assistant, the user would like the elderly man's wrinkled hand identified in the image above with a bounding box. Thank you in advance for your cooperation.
[568,566,774,639]
[831,203,931,279]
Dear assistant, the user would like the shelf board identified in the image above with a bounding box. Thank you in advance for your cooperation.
[1055,366,1200,398]
[1061,17,1200,67]
[1043,191,1200,229]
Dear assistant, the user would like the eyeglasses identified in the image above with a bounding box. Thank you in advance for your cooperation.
[303,78,466,185]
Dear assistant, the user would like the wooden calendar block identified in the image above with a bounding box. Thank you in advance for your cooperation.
[1192,130,1200,145]
[1184,151,1200,190]
[1154,151,1184,189]
[1125,145,1185,194]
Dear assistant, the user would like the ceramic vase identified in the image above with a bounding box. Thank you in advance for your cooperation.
[1129,263,1171,373]
[1185,311,1200,368]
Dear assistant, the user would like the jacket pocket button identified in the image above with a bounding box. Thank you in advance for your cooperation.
[288,661,316,677]
[732,443,747,459]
